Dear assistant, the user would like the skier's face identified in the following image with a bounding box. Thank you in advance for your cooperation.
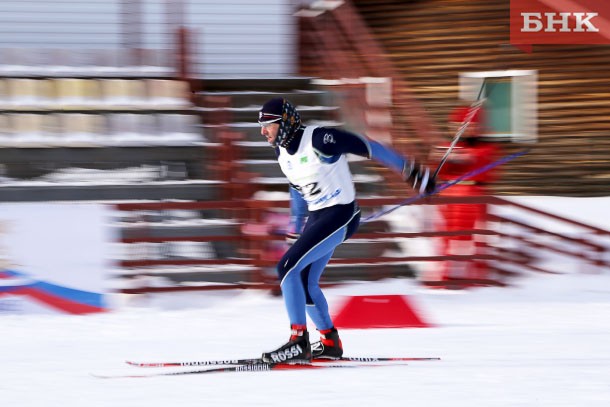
[261,122,280,146]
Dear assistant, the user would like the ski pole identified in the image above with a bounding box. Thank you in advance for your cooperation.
[432,78,489,180]
[362,148,529,223]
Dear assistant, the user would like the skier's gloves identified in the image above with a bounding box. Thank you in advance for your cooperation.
[403,162,436,195]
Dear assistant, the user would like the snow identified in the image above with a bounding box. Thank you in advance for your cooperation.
[2,272,609,407]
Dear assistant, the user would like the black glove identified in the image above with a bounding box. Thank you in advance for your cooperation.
[403,162,436,195]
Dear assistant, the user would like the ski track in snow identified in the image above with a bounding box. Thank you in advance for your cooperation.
[1,273,610,407]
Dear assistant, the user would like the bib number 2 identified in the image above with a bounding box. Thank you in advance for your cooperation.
[291,182,321,200]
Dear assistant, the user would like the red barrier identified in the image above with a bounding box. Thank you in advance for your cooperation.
[332,295,432,329]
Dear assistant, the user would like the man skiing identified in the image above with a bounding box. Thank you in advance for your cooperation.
[258,98,436,363]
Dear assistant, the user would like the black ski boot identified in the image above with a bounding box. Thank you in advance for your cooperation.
[311,327,343,359]
[262,324,312,364]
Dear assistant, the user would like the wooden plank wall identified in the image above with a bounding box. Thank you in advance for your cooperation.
[353,0,610,196]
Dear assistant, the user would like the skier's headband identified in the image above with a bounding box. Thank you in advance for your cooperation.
[258,112,282,127]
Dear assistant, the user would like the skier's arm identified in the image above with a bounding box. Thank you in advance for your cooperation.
[312,127,436,193]
[288,186,308,236]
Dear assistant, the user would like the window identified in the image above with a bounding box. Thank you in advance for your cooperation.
[459,70,537,142]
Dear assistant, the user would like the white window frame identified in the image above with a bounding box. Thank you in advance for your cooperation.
[459,70,538,143]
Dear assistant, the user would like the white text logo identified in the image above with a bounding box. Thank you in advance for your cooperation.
[521,12,600,33]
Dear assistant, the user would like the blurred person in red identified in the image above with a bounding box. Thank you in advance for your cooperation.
[431,102,499,286]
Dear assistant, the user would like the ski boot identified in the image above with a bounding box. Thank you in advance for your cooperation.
[262,324,312,364]
[311,327,343,359]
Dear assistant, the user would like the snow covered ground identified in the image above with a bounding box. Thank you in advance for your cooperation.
[2,272,609,407]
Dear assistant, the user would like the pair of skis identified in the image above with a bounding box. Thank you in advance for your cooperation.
[92,355,440,379]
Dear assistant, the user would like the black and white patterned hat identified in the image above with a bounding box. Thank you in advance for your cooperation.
[258,98,301,147]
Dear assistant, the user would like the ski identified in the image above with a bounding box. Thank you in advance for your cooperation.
[93,360,410,379]
[125,355,440,368]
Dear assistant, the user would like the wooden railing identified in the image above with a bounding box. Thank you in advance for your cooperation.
[113,195,609,293]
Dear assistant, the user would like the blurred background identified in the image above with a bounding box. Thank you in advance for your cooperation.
[0,0,608,314]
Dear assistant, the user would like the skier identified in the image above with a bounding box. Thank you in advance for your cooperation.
[258,98,436,363]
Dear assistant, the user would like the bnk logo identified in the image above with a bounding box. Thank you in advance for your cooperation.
[510,0,610,52]
[521,12,600,32]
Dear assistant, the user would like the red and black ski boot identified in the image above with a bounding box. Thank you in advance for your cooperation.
[311,327,343,359]
[262,324,312,364]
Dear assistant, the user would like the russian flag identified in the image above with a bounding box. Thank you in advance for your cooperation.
[0,269,106,314]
